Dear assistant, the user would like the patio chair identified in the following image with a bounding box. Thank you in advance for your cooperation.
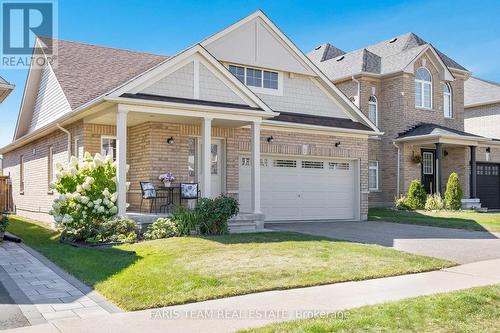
[180,183,201,207]
[139,182,167,213]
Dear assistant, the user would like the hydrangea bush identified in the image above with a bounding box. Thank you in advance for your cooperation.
[49,152,130,242]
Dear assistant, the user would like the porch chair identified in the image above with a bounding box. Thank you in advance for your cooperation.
[179,183,201,207]
[139,181,167,213]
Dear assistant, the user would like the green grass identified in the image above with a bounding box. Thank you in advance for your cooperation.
[369,208,500,233]
[7,216,454,311]
[241,284,500,333]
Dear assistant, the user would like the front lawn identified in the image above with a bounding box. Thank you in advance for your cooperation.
[242,284,500,333]
[7,216,453,311]
[369,208,500,233]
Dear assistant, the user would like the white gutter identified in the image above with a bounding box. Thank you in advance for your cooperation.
[392,141,401,197]
[351,76,361,108]
[56,123,71,162]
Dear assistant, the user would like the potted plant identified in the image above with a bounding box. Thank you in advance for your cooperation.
[159,172,175,187]
[0,213,9,242]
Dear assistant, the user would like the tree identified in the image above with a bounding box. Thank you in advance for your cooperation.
[445,172,463,210]
[406,179,427,210]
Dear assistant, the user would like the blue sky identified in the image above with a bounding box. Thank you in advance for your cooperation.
[1,0,499,147]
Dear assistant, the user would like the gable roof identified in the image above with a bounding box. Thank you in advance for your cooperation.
[308,32,467,81]
[38,37,168,110]
[0,75,14,103]
[464,76,500,107]
[397,123,482,140]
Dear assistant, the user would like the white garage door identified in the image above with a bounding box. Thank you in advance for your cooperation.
[239,156,358,221]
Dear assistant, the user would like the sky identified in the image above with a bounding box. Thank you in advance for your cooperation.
[1,0,499,148]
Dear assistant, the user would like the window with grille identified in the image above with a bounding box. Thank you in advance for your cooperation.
[415,67,432,109]
[228,64,280,94]
[369,160,379,191]
[273,159,297,168]
[329,162,350,170]
[423,152,434,175]
[301,161,324,169]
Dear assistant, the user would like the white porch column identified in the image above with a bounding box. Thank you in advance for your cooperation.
[251,121,261,214]
[116,108,128,215]
[201,117,212,197]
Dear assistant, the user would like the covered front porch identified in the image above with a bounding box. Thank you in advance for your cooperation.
[396,123,491,209]
[82,98,276,231]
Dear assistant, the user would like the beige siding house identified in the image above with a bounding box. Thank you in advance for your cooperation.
[0,11,379,228]
[309,33,500,209]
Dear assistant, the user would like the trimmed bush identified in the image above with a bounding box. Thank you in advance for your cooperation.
[171,206,198,235]
[425,193,445,211]
[445,172,463,210]
[144,218,179,240]
[406,180,427,210]
[87,216,138,243]
[195,195,239,235]
[394,196,410,210]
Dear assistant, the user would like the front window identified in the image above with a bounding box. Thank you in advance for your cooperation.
[229,64,280,93]
[443,83,452,118]
[423,152,434,175]
[369,160,379,191]
[368,95,378,126]
[101,136,117,161]
[415,67,432,109]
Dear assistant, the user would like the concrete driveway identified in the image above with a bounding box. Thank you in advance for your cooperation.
[266,221,500,264]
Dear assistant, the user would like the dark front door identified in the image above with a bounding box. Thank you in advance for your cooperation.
[421,150,435,194]
[477,163,500,209]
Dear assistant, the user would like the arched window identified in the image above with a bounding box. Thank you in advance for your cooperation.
[443,83,452,118]
[368,95,378,126]
[415,67,432,109]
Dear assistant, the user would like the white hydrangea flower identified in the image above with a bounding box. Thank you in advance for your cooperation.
[110,192,118,203]
[82,182,90,191]
[109,206,118,214]
[70,156,78,167]
[55,162,64,171]
[80,196,89,204]
[102,188,110,197]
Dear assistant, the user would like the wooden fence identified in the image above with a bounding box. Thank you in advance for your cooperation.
[0,176,13,213]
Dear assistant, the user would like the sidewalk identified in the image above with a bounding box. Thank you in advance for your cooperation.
[5,258,500,333]
[0,241,121,327]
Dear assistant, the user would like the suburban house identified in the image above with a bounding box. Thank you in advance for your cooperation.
[0,11,381,230]
[464,77,500,208]
[308,33,500,209]
[0,76,14,103]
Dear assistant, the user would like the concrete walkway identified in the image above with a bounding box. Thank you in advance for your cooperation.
[267,221,500,263]
[4,258,500,333]
[0,241,121,327]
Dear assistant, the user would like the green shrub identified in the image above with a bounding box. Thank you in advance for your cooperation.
[445,172,463,210]
[170,206,198,235]
[425,193,445,211]
[144,218,179,240]
[95,216,137,243]
[0,214,8,233]
[406,180,427,210]
[195,195,239,235]
[394,196,410,210]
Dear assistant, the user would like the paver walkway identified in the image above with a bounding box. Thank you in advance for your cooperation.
[4,258,500,333]
[267,221,500,263]
[0,241,121,326]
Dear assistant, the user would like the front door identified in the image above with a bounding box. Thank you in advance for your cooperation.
[421,150,435,194]
[198,139,224,198]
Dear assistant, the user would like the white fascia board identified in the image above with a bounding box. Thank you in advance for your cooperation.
[262,119,383,137]
[465,99,500,108]
[395,134,490,145]
[403,45,455,81]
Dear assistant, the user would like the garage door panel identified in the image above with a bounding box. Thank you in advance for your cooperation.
[239,156,357,221]
[477,163,500,209]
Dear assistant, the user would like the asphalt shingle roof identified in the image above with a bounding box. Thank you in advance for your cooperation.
[397,123,482,139]
[38,37,168,110]
[464,76,500,107]
[308,32,467,81]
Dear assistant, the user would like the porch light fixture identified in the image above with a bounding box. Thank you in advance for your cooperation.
[166,137,175,145]
[334,142,341,147]
[444,150,449,157]
[486,147,491,153]
[266,136,274,143]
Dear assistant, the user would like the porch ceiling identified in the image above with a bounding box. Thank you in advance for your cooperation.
[84,109,252,128]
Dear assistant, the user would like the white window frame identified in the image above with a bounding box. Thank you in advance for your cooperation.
[368,160,379,191]
[443,82,452,118]
[415,67,432,109]
[368,95,378,126]
[423,152,434,175]
[227,63,283,96]
[101,135,117,161]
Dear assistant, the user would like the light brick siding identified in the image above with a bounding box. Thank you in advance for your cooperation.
[477,146,500,163]
[336,52,469,207]
[465,103,500,139]
[2,121,83,223]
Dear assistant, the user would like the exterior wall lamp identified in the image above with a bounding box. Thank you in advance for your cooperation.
[266,136,274,143]
[334,141,341,147]
[166,136,175,145]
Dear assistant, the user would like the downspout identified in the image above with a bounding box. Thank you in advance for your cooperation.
[351,75,361,108]
[56,123,71,162]
[392,141,400,197]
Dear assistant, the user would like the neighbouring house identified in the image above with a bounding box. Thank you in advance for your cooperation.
[308,33,500,209]
[0,75,15,173]
[464,77,500,208]
[0,11,381,229]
